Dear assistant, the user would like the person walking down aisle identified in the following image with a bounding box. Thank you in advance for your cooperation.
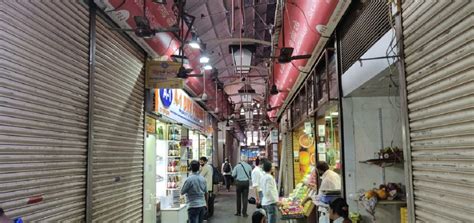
[232,159,252,217]
[251,157,264,204]
[199,157,214,219]
[221,158,233,192]
[261,161,279,223]
[181,160,207,223]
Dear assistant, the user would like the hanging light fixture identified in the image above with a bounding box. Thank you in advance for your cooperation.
[200,55,210,63]
[203,64,212,70]
[229,45,256,75]
[188,32,201,49]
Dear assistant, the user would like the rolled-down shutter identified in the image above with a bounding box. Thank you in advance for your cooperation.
[284,131,294,191]
[0,1,89,221]
[402,0,474,222]
[92,15,145,222]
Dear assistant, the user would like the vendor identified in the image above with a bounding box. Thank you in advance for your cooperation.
[303,161,342,206]
[316,161,341,194]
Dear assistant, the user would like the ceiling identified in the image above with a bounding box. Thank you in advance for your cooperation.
[348,65,400,97]
[184,0,276,120]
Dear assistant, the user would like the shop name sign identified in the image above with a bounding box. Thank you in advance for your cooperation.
[146,61,184,89]
[155,88,206,132]
[270,130,278,144]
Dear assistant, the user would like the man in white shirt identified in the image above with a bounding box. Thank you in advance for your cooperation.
[260,160,279,223]
[199,156,214,219]
[251,157,264,204]
[316,161,341,194]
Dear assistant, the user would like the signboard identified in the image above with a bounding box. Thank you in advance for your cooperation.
[318,124,326,136]
[146,61,184,89]
[155,88,206,132]
[304,122,314,136]
[270,130,279,144]
[148,79,184,89]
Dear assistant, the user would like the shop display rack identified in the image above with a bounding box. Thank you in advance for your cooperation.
[359,157,403,167]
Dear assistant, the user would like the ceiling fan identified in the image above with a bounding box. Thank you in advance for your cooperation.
[256,4,311,64]
[257,47,312,64]
[208,81,221,115]
[191,69,209,102]
[110,0,179,38]
[176,66,204,78]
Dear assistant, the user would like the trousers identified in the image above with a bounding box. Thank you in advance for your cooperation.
[224,174,232,190]
[235,180,249,215]
[188,206,206,223]
[263,203,277,223]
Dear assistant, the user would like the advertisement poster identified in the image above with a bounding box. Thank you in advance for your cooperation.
[293,125,316,184]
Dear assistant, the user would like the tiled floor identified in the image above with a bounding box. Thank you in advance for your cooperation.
[208,185,285,223]
[207,186,257,223]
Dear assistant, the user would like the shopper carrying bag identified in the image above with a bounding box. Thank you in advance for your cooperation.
[232,160,252,217]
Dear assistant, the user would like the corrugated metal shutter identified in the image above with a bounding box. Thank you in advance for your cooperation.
[339,0,391,73]
[401,0,473,222]
[286,131,294,190]
[0,1,89,221]
[92,15,145,222]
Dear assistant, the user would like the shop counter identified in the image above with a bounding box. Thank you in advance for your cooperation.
[161,204,188,223]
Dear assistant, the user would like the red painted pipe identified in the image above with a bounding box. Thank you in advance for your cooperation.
[268,0,340,116]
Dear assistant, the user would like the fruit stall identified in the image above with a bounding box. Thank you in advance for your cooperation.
[279,183,311,220]
[279,169,318,221]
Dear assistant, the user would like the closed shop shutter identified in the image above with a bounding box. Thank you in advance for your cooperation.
[286,131,294,190]
[0,1,89,221]
[401,0,473,222]
[338,0,391,73]
[92,15,145,222]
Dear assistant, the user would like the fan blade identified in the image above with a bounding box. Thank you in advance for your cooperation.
[134,16,150,28]
[109,28,135,32]
[290,54,312,60]
[152,27,180,33]
[186,74,203,77]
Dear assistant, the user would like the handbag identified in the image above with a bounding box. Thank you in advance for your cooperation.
[248,197,256,204]
[239,163,252,185]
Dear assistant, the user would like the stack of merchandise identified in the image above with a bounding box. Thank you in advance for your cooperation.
[279,183,309,219]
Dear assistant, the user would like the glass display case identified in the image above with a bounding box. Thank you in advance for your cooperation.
[191,132,199,160]
[156,122,187,209]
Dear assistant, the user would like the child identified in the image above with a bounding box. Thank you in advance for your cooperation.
[329,198,352,223]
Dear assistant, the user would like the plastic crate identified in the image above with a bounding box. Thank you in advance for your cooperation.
[319,195,340,204]
[400,207,407,223]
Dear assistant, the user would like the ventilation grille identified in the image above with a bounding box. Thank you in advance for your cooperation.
[339,0,392,73]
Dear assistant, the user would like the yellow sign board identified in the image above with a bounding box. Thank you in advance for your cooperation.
[146,60,184,89]
[147,78,184,89]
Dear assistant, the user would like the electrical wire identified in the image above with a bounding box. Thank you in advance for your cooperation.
[385,2,400,89]
[104,0,126,12]
[286,1,318,35]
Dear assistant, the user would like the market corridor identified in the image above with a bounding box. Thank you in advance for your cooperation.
[209,188,284,223]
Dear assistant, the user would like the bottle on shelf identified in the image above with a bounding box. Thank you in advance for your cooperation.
[171,176,176,188]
